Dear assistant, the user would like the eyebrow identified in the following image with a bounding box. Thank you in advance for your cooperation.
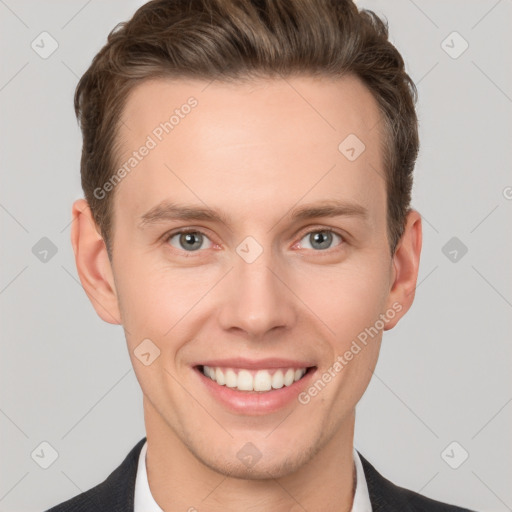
[138,199,369,230]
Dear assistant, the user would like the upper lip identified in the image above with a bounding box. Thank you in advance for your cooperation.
[194,358,317,370]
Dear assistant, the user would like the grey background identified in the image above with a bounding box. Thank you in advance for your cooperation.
[1,1,511,511]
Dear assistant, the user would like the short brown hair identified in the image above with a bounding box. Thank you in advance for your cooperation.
[75,0,419,258]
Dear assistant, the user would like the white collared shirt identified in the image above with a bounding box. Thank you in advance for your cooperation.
[134,440,372,511]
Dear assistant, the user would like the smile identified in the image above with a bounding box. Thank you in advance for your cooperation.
[192,358,318,414]
[200,365,310,393]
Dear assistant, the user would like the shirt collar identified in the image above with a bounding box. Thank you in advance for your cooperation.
[134,440,372,512]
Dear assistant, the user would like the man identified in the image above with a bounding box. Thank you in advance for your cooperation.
[46,0,476,510]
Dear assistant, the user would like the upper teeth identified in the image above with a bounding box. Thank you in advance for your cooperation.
[202,366,307,392]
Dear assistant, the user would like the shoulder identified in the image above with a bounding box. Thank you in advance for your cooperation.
[357,451,478,512]
[44,437,146,512]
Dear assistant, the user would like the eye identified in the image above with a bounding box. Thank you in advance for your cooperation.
[166,230,213,252]
[296,229,344,251]
[164,227,344,255]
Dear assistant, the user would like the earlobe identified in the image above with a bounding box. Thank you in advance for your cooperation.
[383,209,423,331]
[70,199,122,325]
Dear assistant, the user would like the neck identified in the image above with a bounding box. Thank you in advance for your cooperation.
[143,396,356,512]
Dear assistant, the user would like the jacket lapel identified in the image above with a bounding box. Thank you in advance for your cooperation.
[94,436,146,512]
[357,451,414,511]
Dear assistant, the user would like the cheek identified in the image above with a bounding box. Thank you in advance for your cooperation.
[294,257,391,343]
[114,257,213,340]
[307,264,387,405]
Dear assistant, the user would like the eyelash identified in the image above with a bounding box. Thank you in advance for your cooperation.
[163,226,345,257]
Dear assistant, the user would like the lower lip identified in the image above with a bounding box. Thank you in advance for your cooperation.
[194,366,317,415]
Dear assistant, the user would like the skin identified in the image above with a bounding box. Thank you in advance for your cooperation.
[71,74,422,512]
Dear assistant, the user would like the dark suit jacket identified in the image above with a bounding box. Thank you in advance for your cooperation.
[45,437,476,511]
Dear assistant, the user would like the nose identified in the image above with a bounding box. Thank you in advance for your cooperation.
[217,250,297,340]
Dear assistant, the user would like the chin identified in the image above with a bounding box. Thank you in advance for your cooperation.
[195,438,319,480]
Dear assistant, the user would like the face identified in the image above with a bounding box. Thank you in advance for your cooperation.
[74,74,421,479]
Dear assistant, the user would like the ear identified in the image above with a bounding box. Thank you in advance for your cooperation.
[70,199,121,325]
[383,209,422,330]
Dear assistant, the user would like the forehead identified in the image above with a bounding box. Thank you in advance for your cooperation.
[114,74,386,231]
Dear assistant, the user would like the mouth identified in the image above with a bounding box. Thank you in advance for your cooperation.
[195,364,316,393]
[192,361,318,414]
